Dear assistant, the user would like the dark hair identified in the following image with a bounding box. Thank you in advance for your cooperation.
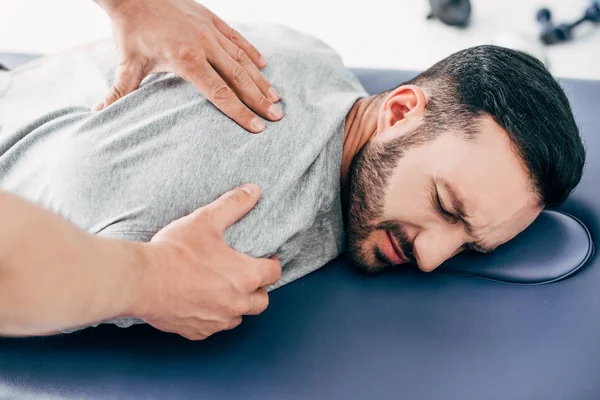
[397,45,585,208]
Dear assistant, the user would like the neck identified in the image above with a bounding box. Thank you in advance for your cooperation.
[340,94,382,210]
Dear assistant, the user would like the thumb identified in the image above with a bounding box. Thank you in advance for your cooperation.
[200,184,261,231]
[94,62,144,111]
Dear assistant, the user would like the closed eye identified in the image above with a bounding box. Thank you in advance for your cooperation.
[432,185,459,223]
[429,179,496,255]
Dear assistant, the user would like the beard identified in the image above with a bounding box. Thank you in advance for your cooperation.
[345,125,434,273]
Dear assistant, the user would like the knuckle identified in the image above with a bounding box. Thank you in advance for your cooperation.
[183,332,206,341]
[233,47,248,65]
[230,268,251,291]
[227,298,248,316]
[227,191,248,209]
[228,27,241,43]
[173,45,201,65]
[258,292,269,312]
[120,60,139,75]
[191,206,211,223]
[268,272,281,287]
[109,85,123,101]
[228,317,242,330]
[234,271,258,292]
[203,216,222,238]
[192,208,221,234]
[258,94,273,109]
[210,82,232,101]
[274,264,283,280]
[232,65,249,85]
[245,273,261,290]
[220,317,241,331]
[263,260,282,283]
[195,27,212,43]
[190,206,209,223]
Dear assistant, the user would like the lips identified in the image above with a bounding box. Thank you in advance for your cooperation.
[386,230,407,264]
[386,231,408,262]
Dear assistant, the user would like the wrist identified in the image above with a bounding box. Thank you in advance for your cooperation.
[90,237,150,321]
[125,242,164,321]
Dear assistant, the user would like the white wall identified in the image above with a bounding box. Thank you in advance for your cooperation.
[1,0,598,79]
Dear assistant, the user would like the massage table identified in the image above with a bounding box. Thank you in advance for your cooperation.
[1,52,598,400]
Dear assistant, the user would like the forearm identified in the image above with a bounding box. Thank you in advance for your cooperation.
[0,191,146,336]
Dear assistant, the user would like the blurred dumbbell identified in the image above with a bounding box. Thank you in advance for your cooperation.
[537,2,600,45]
[427,0,472,27]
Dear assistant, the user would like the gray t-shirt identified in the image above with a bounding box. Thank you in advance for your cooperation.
[0,24,367,330]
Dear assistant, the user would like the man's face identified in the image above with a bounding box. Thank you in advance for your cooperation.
[346,86,542,273]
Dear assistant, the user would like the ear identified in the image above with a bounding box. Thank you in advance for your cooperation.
[376,85,427,139]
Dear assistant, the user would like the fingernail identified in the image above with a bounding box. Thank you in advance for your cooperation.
[251,117,265,132]
[259,55,268,67]
[92,102,104,111]
[240,183,259,196]
[268,104,284,120]
[268,87,280,102]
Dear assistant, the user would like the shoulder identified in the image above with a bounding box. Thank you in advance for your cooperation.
[233,23,350,78]
[233,23,339,56]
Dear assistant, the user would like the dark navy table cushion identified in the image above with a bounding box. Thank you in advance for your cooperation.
[439,210,594,284]
[1,54,599,400]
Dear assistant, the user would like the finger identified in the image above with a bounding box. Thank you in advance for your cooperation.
[207,45,283,123]
[198,184,261,231]
[180,329,208,341]
[175,60,265,133]
[215,31,280,103]
[101,61,145,109]
[163,323,208,341]
[245,288,269,315]
[223,317,243,331]
[252,255,282,287]
[212,16,268,69]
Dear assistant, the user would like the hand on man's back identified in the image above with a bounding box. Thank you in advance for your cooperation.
[94,0,284,133]
[133,184,282,341]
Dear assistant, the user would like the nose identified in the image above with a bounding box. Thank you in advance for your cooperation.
[412,225,464,272]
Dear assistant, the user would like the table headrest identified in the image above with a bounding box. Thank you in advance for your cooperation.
[438,210,594,284]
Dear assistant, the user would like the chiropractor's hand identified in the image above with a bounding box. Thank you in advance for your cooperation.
[134,184,282,341]
[93,0,283,133]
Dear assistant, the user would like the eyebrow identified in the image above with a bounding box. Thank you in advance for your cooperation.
[436,178,496,254]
